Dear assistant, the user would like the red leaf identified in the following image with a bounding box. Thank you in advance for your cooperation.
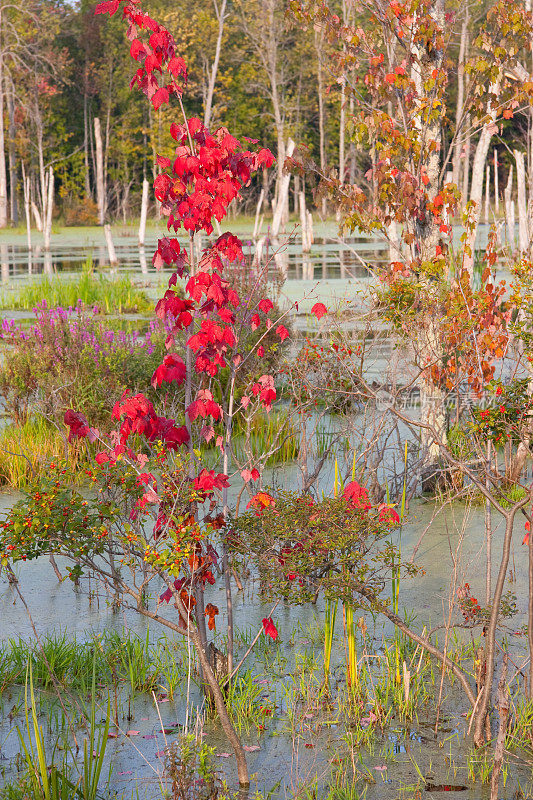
[152,87,169,110]
[343,481,371,510]
[95,0,120,15]
[262,617,278,641]
[258,298,273,314]
[151,353,186,388]
[311,302,327,320]
[276,324,289,341]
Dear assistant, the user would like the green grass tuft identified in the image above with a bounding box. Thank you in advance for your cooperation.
[1,271,152,314]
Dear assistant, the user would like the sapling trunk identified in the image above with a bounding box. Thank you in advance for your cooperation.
[134,601,250,786]
[527,510,533,700]
[473,504,525,745]
[222,371,237,676]
[485,440,492,604]
[489,654,509,800]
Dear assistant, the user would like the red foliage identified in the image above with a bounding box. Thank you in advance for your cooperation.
[311,302,327,320]
[262,617,279,641]
[343,481,371,510]
[64,409,91,442]
[246,492,275,513]
[151,353,186,388]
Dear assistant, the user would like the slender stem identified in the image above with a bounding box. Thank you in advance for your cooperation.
[229,599,280,680]
[222,369,237,675]
[474,500,527,745]
[485,440,492,604]
[529,515,533,698]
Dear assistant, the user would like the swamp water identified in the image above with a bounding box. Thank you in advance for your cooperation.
[1,499,533,800]
[0,225,531,799]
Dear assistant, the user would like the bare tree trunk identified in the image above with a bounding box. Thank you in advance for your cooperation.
[452,9,469,189]
[138,178,149,245]
[299,190,311,253]
[515,149,528,252]
[43,167,53,251]
[474,506,524,745]
[104,223,118,267]
[271,139,295,237]
[463,82,501,276]
[462,114,471,205]
[349,92,355,183]
[484,164,490,225]
[203,0,227,128]
[7,89,16,224]
[21,163,31,255]
[0,42,8,228]
[83,92,91,198]
[485,441,492,604]
[315,27,327,216]
[36,105,46,226]
[505,165,515,247]
[529,522,533,698]
[94,117,105,225]
[411,0,446,464]
[489,655,509,800]
[31,199,42,232]
[494,149,499,215]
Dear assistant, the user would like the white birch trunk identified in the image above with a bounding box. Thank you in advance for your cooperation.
[484,164,490,225]
[21,163,31,253]
[299,190,310,252]
[515,149,529,252]
[31,200,42,232]
[138,178,149,245]
[43,167,54,251]
[94,117,105,225]
[138,246,148,274]
[462,114,471,204]
[0,49,8,228]
[271,138,295,237]
[307,210,314,247]
[104,223,118,266]
[463,82,500,276]
[203,0,227,128]
[494,149,499,214]
[452,10,469,189]
[0,242,8,282]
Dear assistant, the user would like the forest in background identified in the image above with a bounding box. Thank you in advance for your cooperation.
[2,0,532,239]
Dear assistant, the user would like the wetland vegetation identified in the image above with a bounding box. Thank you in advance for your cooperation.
[3,0,533,798]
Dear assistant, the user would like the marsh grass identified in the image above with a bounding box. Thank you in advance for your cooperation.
[1,271,151,314]
[0,418,90,488]
[13,658,111,800]
[0,629,186,697]
[232,411,300,465]
[0,417,89,489]
[218,671,271,734]
[467,745,499,785]
[506,699,533,756]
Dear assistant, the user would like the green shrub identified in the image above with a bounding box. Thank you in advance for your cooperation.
[0,306,166,428]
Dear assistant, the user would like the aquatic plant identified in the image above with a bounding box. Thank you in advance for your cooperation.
[15,658,110,800]
[164,734,230,800]
[0,417,89,488]
[1,271,151,313]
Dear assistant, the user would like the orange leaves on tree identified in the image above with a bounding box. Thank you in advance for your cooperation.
[205,603,219,631]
